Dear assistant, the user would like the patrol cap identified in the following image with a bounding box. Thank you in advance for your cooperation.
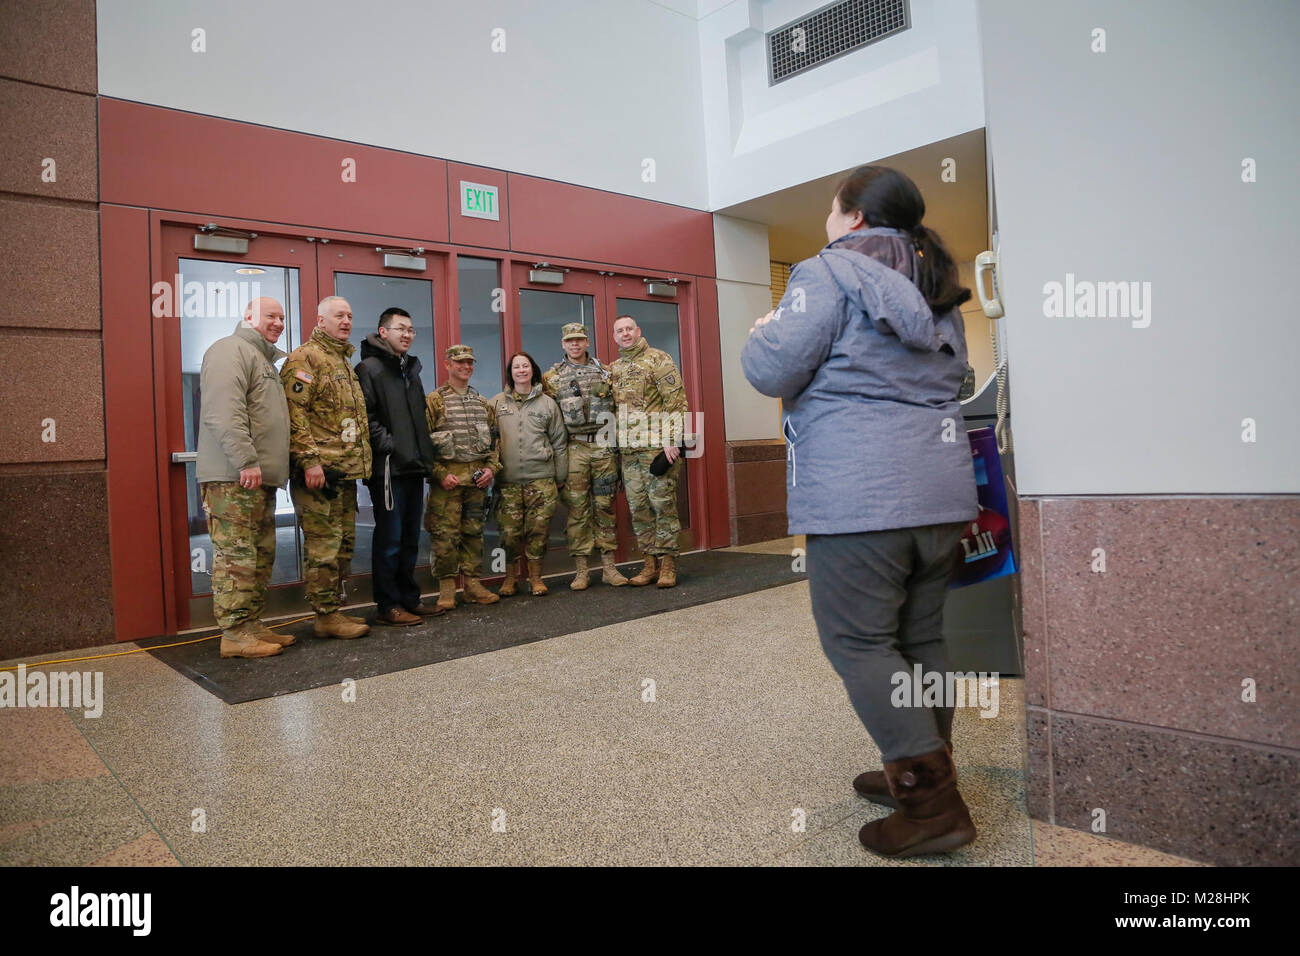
[445,344,475,361]
[561,323,589,341]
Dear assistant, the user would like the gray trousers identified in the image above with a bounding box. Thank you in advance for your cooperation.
[807,523,966,763]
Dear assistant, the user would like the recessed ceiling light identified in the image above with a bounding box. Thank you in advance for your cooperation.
[235,267,267,275]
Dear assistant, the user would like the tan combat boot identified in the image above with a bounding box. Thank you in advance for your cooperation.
[528,559,548,596]
[656,554,678,588]
[337,610,368,626]
[601,552,628,587]
[570,555,590,591]
[499,562,518,597]
[219,622,283,659]
[463,577,500,605]
[248,619,295,647]
[436,577,458,611]
[313,611,369,639]
[628,555,658,586]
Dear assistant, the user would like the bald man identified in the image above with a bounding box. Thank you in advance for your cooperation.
[281,296,373,638]
[197,298,294,659]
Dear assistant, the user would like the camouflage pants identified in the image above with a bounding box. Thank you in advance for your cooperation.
[498,478,558,563]
[621,448,682,556]
[290,478,357,614]
[201,482,277,631]
[563,439,619,555]
[425,461,488,580]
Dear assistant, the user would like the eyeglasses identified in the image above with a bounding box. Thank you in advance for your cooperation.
[388,325,416,336]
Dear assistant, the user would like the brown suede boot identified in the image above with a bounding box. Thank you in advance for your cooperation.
[600,552,628,587]
[858,747,975,858]
[313,612,369,640]
[463,577,500,604]
[569,555,589,591]
[656,553,678,588]
[219,623,283,659]
[248,619,295,647]
[436,577,458,611]
[528,559,548,596]
[854,742,954,810]
[498,563,518,597]
[628,555,658,586]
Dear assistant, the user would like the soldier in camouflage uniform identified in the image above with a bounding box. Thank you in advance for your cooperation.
[542,322,628,590]
[424,344,502,610]
[281,296,373,639]
[196,297,294,659]
[610,314,690,588]
[491,352,568,596]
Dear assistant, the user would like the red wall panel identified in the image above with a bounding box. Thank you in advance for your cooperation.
[101,203,166,640]
[508,173,714,278]
[448,163,510,250]
[99,99,449,243]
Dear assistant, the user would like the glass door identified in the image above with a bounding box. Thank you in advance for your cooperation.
[316,242,448,604]
[157,224,318,630]
[511,265,611,573]
[510,266,703,566]
[603,275,697,552]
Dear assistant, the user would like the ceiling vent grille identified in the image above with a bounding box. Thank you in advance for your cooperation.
[767,0,910,85]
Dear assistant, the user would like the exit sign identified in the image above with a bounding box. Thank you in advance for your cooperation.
[460,181,500,221]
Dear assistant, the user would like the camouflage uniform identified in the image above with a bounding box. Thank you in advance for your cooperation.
[202,484,278,630]
[425,362,501,580]
[496,478,559,561]
[281,325,372,613]
[611,336,689,556]
[542,326,620,557]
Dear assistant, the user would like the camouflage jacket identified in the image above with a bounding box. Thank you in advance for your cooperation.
[541,354,615,439]
[424,383,502,484]
[610,337,689,449]
[280,326,372,480]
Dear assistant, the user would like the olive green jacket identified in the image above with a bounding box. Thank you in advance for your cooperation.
[196,324,290,486]
[488,385,568,484]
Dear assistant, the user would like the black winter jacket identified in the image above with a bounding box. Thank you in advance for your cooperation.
[355,334,436,481]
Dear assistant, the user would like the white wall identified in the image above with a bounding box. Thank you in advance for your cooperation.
[713,214,781,440]
[698,0,986,209]
[979,0,1300,494]
[97,0,710,209]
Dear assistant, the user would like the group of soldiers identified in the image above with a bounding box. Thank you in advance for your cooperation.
[197,295,690,660]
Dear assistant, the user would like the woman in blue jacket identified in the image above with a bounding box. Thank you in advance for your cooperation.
[741,166,979,857]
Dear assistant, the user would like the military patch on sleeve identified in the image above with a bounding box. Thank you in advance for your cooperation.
[292,381,304,393]
[294,370,313,384]
[663,373,678,387]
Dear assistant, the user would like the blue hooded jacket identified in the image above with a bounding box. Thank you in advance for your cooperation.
[740,227,977,535]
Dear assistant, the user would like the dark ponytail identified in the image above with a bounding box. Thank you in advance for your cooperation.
[835,166,971,315]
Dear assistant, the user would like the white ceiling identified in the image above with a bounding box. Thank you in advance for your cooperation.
[716,128,989,265]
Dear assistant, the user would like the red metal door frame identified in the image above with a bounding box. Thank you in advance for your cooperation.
[509,263,714,554]
[311,242,451,352]
[133,211,725,638]
[153,218,319,632]
[602,272,712,552]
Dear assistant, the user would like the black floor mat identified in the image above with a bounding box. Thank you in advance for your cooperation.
[142,551,803,704]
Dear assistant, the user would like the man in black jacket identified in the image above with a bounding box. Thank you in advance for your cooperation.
[356,307,441,625]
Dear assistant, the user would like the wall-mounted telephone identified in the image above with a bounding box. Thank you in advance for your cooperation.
[974,237,1011,455]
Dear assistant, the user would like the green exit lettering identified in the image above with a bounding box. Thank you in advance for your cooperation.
[457,180,496,218]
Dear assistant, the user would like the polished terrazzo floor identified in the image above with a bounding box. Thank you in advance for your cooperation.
[0,538,1204,866]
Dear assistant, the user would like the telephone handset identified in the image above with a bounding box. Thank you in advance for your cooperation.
[974,237,1011,454]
